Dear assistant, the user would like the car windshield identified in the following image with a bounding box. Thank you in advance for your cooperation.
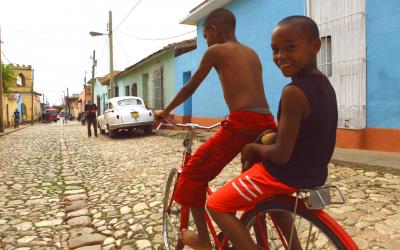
[45,110,58,116]
[118,99,142,106]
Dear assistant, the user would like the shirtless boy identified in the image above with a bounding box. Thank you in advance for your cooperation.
[156,8,275,250]
[207,15,338,249]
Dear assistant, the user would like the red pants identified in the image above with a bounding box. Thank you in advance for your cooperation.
[173,110,276,207]
[206,163,296,212]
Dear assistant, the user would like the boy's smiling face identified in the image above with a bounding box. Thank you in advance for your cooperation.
[271,24,320,77]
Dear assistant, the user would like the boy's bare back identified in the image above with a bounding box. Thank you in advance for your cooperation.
[208,41,269,112]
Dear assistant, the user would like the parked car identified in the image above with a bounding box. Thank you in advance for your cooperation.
[97,96,155,138]
[43,108,59,123]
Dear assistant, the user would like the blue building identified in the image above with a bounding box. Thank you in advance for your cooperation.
[174,0,400,152]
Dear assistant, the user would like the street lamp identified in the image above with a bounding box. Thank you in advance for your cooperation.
[89,10,114,98]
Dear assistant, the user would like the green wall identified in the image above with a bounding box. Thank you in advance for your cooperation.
[116,49,175,110]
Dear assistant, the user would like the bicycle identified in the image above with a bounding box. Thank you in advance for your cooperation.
[159,118,359,250]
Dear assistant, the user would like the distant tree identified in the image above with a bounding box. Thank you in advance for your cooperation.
[1,64,16,94]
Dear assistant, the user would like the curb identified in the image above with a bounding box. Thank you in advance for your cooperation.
[0,125,30,137]
[155,128,399,172]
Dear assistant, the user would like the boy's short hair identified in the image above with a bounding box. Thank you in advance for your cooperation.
[203,8,236,31]
[278,15,319,41]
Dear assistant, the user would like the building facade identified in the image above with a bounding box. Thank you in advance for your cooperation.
[1,64,41,127]
[174,0,400,152]
[115,39,196,110]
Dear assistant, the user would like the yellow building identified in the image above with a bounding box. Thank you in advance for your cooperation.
[1,64,41,127]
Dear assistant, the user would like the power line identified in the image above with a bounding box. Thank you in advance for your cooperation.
[97,39,109,71]
[1,51,12,64]
[114,0,144,32]
[3,43,35,60]
[119,29,196,41]
[115,34,130,65]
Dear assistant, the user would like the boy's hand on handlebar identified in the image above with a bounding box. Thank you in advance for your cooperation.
[155,110,169,120]
[241,144,260,172]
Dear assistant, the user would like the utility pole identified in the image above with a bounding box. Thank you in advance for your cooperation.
[83,72,86,110]
[89,10,113,97]
[108,10,114,98]
[0,27,4,133]
[91,50,96,103]
[66,87,70,119]
[31,69,34,125]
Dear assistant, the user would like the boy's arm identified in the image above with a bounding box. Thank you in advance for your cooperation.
[156,47,217,118]
[242,85,309,166]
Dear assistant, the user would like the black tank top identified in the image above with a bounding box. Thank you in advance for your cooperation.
[264,72,338,188]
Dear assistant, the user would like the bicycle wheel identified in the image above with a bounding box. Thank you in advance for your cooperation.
[163,168,182,249]
[164,167,197,250]
[241,197,355,250]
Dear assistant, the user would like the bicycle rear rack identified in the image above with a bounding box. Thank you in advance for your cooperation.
[299,184,346,210]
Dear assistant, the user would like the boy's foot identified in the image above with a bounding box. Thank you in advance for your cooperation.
[180,229,212,250]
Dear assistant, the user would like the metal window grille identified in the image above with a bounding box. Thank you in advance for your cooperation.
[319,36,332,77]
[125,86,130,96]
[131,83,137,96]
[308,0,366,129]
[152,66,163,110]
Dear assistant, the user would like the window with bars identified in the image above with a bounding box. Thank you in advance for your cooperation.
[318,36,332,77]
[131,83,137,96]
[115,86,119,97]
[125,86,130,96]
[308,0,366,129]
[152,66,163,110]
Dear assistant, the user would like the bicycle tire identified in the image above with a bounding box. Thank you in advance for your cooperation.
[241,196,358,250]
[163,167,182,250]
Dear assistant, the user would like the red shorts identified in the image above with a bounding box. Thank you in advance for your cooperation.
[206,163,296,212]
[173,111,276,207]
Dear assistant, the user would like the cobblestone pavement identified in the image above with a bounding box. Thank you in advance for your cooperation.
[0,123,399,249]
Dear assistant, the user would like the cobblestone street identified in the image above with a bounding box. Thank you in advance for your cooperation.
[0,123,399,249]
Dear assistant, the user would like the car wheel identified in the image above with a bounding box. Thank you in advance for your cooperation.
[99,123,106,134]
[108,127,117,138]
[144,125,152,135]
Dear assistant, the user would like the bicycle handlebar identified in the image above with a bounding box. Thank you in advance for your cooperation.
[156,117,222,131]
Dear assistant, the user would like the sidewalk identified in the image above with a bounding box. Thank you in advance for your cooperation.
[156,129,400,173]
[0,124,30,137]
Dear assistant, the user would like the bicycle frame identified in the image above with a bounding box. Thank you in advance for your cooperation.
[160,118,358,250]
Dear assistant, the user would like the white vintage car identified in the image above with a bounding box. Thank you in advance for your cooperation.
[97,96,155,138]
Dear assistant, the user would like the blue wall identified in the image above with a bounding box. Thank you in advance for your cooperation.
[366,0,400,128]
[174,0,305,118]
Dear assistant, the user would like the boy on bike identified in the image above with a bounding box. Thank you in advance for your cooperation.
[207,16,338,249]
[156,8,275,249]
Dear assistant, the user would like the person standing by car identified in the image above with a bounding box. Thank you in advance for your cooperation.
[13,108,21,128]
[85,101,98,137]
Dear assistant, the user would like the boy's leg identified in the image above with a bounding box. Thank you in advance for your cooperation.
[179,207,212,250]
[177,127,260,248]
[176,112,276,249]
[87,120,92,137]
[93,120,98,137]
[206,163,296,249]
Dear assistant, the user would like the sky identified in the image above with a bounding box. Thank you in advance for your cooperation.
[0,0,204,105]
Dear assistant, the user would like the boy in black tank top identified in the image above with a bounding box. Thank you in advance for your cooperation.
[206,16,338,250]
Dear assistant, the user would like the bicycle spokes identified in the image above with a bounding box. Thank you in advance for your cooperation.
[247,209,340,250]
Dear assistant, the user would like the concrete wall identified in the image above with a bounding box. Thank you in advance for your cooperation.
[366,0,400,128]
[116,49,175,109]
[92,79,109,115]
[174,0,305,118]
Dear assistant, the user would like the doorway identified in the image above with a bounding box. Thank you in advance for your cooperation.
[183,71,192,117]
